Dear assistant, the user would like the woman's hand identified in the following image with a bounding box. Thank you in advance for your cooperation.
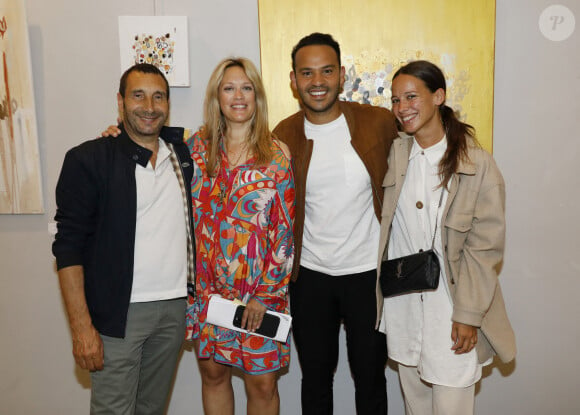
[241,298,267,333]
[101,124,122,138]
[451,322,478,354]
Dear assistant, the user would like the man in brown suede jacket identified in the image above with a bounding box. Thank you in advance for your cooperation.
[272,33,399,415]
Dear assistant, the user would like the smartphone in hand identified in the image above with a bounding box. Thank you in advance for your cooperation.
[232,305,281,338]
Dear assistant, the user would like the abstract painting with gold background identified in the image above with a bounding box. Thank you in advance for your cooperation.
[258,0,496,152]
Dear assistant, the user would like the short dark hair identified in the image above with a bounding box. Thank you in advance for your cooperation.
[291,32,341,71]
[118,63,170,99]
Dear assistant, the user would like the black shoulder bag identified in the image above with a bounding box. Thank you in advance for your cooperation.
[380,191,444,297]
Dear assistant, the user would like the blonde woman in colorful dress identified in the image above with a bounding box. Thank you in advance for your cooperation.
[185,57,294,415]
[376,60,515,414]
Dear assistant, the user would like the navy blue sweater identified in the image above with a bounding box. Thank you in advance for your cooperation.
[52,126,194,338]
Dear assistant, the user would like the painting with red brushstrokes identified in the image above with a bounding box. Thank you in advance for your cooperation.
[0,0,43,214]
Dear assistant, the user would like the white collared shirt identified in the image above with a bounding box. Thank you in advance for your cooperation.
[380,136,485,388]
[131,138,188,302]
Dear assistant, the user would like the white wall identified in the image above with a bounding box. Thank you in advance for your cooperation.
[1,0,579,413]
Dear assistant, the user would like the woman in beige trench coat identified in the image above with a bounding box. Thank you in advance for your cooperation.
[375,60,515,415]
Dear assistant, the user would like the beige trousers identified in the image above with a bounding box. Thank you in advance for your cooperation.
[398,364,476,415]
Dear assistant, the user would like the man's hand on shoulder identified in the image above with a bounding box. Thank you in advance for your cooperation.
[101,124,122,138]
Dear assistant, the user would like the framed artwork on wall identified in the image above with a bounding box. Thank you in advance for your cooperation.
[258,0,496,152]
[0,0,44,214]
[118,16,190,87]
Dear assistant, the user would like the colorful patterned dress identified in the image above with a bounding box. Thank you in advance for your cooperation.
[185,131,295,374]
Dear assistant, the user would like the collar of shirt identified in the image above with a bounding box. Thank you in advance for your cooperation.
[304,113,346,131]
[409,135,448,167]
[154,137,172,167]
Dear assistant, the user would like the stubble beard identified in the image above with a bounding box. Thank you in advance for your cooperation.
[123,105,166,140]
[299,86,341,116]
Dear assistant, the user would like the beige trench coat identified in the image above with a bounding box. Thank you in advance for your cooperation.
[375,136,516,364]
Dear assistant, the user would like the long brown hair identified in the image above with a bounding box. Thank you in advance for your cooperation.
[202,57,273,176]
[393,60,478,189]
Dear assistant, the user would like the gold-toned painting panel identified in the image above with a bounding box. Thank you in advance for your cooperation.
[258,0,495,152]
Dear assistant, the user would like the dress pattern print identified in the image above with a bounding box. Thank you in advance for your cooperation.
[185,131,295,374]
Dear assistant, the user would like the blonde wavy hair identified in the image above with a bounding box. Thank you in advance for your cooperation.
[202,57,273,176]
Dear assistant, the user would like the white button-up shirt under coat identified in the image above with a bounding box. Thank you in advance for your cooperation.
[379,136,486,388]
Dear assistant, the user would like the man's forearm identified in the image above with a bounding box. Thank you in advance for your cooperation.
[57,265,104,371]
[58,265,93,333]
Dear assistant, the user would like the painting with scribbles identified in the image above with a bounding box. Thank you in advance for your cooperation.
[0,0,43,214]
[118,16,189,87]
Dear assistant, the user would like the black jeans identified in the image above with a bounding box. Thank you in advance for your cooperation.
[290,266,388,415]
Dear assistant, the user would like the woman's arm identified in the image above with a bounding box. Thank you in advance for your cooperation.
[244,148,296,332]
[450,155,506,331]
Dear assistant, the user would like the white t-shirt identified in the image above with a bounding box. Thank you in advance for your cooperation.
[379,136,489,388]
[300,114,380,276]
[131,138,188,302]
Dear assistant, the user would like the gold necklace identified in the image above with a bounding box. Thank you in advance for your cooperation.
[225,140,249,167]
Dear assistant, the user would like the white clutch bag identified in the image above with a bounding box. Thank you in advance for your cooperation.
[206,295,292,343]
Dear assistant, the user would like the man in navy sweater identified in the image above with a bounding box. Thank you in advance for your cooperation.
[53,63,194,415]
